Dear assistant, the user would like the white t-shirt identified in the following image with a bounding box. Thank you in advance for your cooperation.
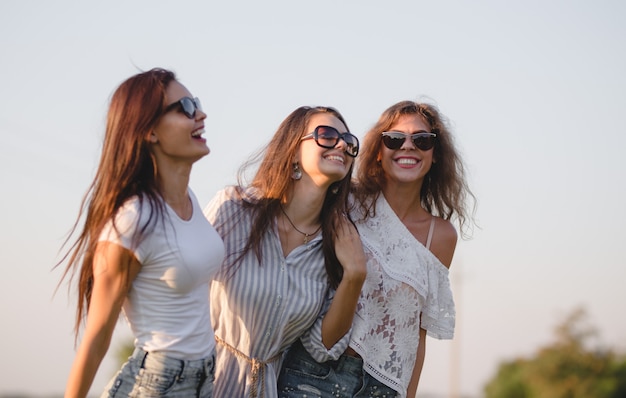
[99,189,225,360]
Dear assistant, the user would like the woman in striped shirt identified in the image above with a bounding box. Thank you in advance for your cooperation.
[203,106,367,397]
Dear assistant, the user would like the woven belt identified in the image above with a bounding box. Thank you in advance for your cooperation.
[215,335,281,398]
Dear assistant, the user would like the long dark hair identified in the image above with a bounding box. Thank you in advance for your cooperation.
[355,100,475,238]
[230,106,354,289]
[56,68,177,339]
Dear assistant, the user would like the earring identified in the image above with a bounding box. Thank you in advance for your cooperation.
[331,185,339,194]
[292,162,302,180]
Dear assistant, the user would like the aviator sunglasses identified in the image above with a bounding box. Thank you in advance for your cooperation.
[164,97,202,119]
[381,131,437,151]
[301,125,360,157]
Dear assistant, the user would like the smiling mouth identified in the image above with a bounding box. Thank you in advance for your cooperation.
[191,129,205,138]
[396,158,418,165]
[325,155,345,164]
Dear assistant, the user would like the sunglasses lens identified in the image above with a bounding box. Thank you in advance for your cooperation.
[179,98,196,119]
[412,134,435,150]
[343,134,359,157]
[382,132,435,151]
[164,97,201,119]
[309,126,359,157]
[315,126,340,148]
[382,134,405,150]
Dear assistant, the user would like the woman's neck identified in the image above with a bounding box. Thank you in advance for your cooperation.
[157,163,192,220]
[382,182,425,222]
[282,182,326,227]
[277,183,326,257]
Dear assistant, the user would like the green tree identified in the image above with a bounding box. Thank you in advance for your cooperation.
[484,308,626,398]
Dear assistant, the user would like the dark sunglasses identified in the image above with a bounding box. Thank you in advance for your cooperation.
[301,125,360,157]
[164,97,202,119]
[381,131,437,151]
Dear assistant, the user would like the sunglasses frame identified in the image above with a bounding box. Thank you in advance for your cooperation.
[164,96,202,119]
[301,125,360,158]
[381,131,437,151]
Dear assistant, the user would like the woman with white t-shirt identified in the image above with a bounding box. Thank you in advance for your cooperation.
[57,68,224,398]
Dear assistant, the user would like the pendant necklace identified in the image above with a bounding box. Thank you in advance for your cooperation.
[280,205,322,244]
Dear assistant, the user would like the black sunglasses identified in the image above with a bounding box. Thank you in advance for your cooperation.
[164,97,202,119]
[381,131,437,151]
[301,125,360,157]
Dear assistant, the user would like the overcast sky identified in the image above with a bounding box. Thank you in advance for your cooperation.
[1,1,625,396]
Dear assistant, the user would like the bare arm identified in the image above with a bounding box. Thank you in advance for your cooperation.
[407,327,427,398]
[407,218,458,396]
[64,242,141,398]
[320,218,367,348]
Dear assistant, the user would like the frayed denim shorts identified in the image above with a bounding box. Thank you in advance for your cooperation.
[101,347,215,397]
[277,340,398,397]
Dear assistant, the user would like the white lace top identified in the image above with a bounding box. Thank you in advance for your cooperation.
[350,195,455,396]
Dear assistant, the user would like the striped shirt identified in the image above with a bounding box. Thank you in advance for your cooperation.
[204,187,349,397]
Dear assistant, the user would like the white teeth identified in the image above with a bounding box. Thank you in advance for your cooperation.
[397,158,417,165]
[326,155,344,164]
[191,129,205,137]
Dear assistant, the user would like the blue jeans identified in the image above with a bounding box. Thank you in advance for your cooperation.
[101,348,215,397]
[277,340,398,397]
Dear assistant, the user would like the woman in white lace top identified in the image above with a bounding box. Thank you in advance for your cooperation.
[278,100,475,397]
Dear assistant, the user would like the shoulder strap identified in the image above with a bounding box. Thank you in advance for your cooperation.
[425,216,435,250]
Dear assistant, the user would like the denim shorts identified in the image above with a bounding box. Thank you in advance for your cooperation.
[277,340,398,397]
[101,348,215,397]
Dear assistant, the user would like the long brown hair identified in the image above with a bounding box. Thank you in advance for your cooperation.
[230,106,354,288]
[57,68,177,339]
[355,100,475,238]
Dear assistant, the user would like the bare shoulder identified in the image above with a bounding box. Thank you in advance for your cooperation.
[429,217,458,269]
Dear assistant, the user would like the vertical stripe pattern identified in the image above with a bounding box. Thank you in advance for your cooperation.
[204,187,330,397]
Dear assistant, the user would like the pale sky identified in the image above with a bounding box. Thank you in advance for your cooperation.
[1,1,625,396]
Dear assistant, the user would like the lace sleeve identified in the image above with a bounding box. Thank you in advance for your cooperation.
[420,261,455,339]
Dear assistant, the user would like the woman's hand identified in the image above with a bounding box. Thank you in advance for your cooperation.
[320,215,367,349]
[334,215,367,282]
